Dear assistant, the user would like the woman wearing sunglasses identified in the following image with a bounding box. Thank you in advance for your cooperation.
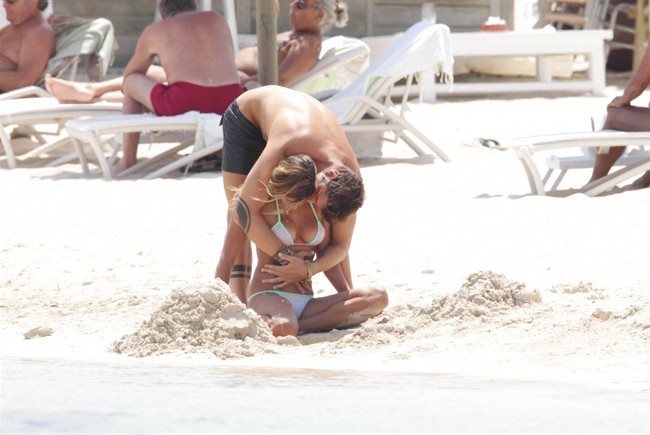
[0,0,54,92]
[236,0,349,89]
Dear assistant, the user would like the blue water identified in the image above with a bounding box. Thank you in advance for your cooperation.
[1,357,648,434]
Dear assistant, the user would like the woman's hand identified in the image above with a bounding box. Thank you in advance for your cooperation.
[261,250,314,290]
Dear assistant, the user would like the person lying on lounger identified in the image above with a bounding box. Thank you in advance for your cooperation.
[0,0,54,92]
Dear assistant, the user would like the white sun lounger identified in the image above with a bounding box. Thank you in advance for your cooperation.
[0,98,121,169]
[60,37,372,180]
[65,111,222,179]
[510,130,650,196]
[292,36,370,98]
[323,20,454,161]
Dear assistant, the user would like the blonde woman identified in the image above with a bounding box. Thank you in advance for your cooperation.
[243,155,387,337]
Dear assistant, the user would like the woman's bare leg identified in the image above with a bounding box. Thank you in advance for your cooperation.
[298,287,388,334]
[248,292,299,337]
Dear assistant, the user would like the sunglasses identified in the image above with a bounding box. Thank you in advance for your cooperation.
[295,0,319,11]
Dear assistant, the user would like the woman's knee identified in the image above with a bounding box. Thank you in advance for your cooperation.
[354,287,389,312]
[269,316,299,337]
[370,288,389,311]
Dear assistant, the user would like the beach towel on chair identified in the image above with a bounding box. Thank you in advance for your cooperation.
[42,15,117,84]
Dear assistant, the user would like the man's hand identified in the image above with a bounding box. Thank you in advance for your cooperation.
[607,95,632,110]
[261,250,314,289]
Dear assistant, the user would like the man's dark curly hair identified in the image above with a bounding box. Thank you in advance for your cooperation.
[323,166,364,222]
[37,0,49,11]
[159,0,196,18]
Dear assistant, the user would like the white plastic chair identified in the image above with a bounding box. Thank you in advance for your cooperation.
[0,98,121,169]
[510,130,650,196]
[323,20,454,160]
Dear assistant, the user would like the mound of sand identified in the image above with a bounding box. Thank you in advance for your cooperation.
[422,270,542,320]
[324,271,543,350]
[111,280,296,359]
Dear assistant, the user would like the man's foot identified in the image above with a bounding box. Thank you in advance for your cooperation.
[45,74,96,103]
[631,170,650,190]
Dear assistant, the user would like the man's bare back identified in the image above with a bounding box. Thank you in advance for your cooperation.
[112,0,244,174]
[124,10,239,87]
[236,85,359,174]
[0,0,55,91]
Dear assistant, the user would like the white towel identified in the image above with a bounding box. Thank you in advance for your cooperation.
[193,112,223,152]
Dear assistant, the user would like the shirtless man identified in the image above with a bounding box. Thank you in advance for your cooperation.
[112,0,244,174]
[0,0,55,92]
[215,85,363,303]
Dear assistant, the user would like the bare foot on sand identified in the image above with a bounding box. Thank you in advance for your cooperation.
[45,74,96,103]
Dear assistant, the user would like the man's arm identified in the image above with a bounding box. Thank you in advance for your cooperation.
[322,262,352,293]
[303,213,355,278]
[276,36,320,87]
[609,43,650,109]
[232,144,287,260]
[121,25,158,83]
[215,211,248,282]
[0,26,54,91]
[261,213,356,286]
[244,35,320,88]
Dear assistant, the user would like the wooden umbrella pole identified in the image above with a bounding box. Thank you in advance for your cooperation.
[257,0,278,86]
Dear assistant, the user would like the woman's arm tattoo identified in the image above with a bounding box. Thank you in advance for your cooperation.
[235,198,251,233]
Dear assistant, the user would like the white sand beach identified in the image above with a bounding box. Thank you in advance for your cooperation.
[1,81,649,431]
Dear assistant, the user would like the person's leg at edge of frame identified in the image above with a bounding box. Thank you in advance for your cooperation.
[589,106,650,183]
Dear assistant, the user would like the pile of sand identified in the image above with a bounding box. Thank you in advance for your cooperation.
[421,270,543,319]
[323,271,543,351]
[110,280,295,359]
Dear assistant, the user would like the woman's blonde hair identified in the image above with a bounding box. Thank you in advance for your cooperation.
[266,154,317,211]
[229,155,317,213]
[318,0,349,31]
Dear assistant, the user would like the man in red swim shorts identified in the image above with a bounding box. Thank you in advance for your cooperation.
[116,0,244,174]
[149,81,243,117]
